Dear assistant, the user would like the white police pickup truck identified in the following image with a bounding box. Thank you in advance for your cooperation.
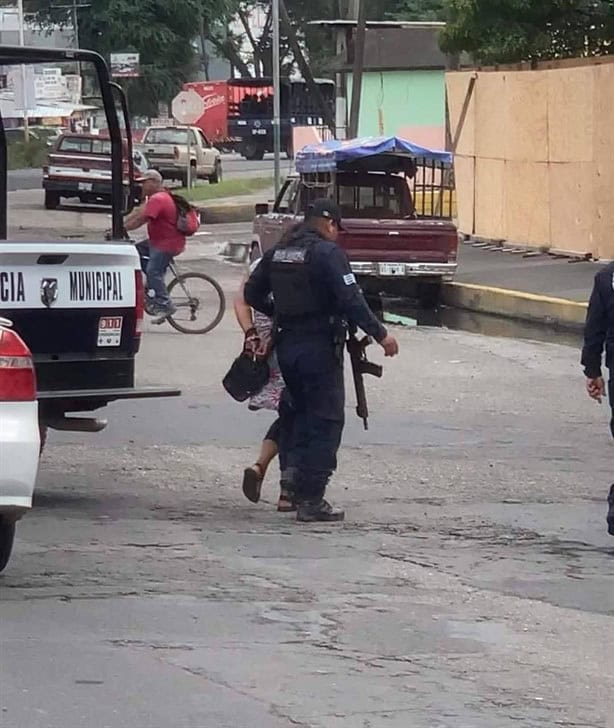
[0,317,39,573]
[0,240,179,444]
[0,43,181,574]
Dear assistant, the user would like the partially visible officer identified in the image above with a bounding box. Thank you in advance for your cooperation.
[244,199,399,523]
[582,262,614,535]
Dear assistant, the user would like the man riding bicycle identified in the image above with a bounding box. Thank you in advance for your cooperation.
[124,169,187,322]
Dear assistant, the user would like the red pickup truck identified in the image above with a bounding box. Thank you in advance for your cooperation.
[42,133,144,210]
[252,137,458,304]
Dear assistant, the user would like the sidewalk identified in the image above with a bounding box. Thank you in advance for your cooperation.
[456,242,599,302]
[198,190,273,225]
[443,242,599,328]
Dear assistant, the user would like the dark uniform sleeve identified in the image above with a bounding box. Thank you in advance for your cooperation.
[321,245,388,342]
[582,271,608,379]
[244,250,274,317]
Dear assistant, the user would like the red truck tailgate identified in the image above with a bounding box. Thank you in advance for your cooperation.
[338,219,458,264]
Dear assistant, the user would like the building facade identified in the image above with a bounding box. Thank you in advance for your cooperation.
[312,22,458,146]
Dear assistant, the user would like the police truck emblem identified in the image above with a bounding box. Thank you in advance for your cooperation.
[41,278,59,308]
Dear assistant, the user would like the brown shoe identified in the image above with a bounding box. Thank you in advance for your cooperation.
[242,464,264,504]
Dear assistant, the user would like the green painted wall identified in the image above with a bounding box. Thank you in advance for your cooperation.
[347,70,446,141]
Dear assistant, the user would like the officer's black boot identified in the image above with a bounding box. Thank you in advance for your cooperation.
[607,484,614,536]
[297,498,345,523]
[278,469,297,513]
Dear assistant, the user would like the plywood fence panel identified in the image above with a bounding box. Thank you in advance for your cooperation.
[475,157,505,239]
[504,72,549,163]
[549,162,596,255]
[453,155,475,235]
[474,72,506,161]
[591,65,614,259]
[446,72,476,157]
[548,67,594,163]
[503,161,550,247]
[446,60,614,257]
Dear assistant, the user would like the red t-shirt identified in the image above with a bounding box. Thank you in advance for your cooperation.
[144,191,186,255]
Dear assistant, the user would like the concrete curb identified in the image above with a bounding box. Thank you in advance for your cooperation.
[198,203,255,225]
[442,282,588,329]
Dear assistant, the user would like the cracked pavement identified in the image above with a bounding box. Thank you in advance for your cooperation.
[1,240,613,727]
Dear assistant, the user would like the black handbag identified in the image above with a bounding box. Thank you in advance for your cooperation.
[222,351,270,403]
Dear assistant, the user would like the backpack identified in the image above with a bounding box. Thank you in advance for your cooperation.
[170,192,200,236]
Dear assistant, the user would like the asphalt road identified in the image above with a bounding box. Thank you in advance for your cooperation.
[1,230,612,727]
[7,153,286,191]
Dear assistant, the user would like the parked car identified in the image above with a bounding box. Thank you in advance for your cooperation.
[0,318,39,573]
[45,126,69,147]
[138,125,222,186]
[42,133,142,210]
[252,137,458,304]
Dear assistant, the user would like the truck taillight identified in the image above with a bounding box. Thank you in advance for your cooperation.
[0,327,37,402]
[135,270,144,341]
[449,232,463,262]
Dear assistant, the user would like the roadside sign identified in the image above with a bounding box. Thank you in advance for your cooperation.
[8,66,36,111]
[172,89,205,125]
[110,53,140,78]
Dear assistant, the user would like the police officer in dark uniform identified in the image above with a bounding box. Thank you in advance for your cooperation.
[582,262,614,535]
[244,199,399,523]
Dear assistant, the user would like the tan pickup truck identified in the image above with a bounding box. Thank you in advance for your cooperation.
[139,125,222,186]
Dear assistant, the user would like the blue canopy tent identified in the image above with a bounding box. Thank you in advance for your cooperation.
[295,135,453,175]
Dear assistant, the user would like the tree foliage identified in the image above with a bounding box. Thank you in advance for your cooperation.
[25,0,231,114]
[211,0,449,78]
[440,0,614,64]
[22,0,452,112]
[382,0,447,21]
[202,0,338,78]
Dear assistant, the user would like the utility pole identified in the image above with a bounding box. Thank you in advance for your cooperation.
[51,3,90,94]
[272,0,281,198]
[348,0,366,138]
[17,0,29,141]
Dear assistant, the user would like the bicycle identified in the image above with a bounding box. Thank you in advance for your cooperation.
[106,232,226,335]
[139,246,226,335]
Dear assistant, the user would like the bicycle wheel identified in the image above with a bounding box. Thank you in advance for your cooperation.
[166,272,226,334]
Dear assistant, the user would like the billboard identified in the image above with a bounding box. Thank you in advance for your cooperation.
[110,53,140,78]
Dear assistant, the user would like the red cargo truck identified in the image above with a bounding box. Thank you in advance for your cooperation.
[183,78,335,159]
[183,81,232,150]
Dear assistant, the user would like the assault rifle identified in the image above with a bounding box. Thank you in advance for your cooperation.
[347,327,383,430]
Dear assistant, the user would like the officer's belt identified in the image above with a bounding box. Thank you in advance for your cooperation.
[276,314,338,334]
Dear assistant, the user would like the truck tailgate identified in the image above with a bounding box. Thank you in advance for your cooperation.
[339,219,458,264]
[0,241,140,393]
[141,143,177,161]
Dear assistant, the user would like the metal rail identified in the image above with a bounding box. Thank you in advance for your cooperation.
[0,45,125,240]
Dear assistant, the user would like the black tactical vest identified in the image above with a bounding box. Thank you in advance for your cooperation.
[269,244,323,318]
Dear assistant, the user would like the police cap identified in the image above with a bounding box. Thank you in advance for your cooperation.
[306,198,345,230]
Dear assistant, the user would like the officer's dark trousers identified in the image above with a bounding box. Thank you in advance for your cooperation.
[609,381,614,438]
[276,332,344,502]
